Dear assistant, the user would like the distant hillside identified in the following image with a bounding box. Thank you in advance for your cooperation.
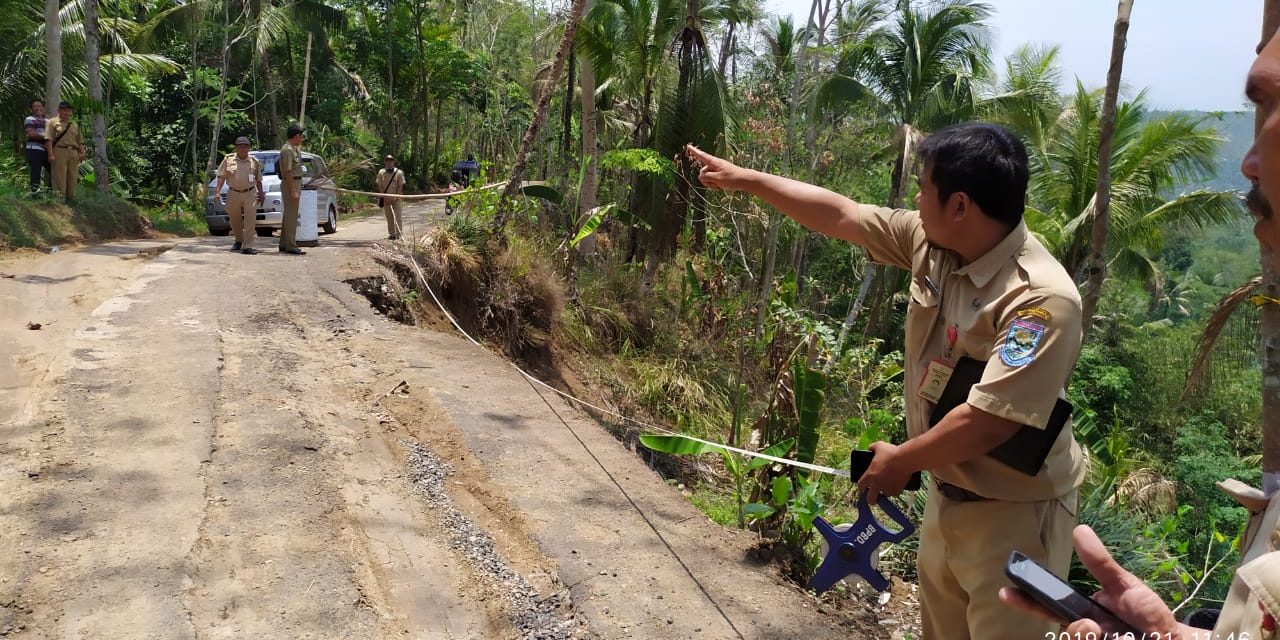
[1157,109,1253,193]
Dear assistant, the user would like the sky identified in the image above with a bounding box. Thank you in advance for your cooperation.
[764,0,1260,112]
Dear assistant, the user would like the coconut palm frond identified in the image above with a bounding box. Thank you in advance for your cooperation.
[1182,275,1264,400]
[1114,468,1177,516]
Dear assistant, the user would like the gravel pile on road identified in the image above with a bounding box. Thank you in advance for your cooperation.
[406,443,580,640]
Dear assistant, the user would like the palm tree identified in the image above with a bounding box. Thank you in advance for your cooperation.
[493,0,592,232]
[818,0,993,208]
[577,0,685,150]
[46,0,62,108]
[1081,0,1135,337]
[577,0,730,260]
[816,0,991,339]
[0,1,177,110]
[760,15,798,89]
[84,0,107,192]
[715,0,762,81]
[1020,83,1242,293]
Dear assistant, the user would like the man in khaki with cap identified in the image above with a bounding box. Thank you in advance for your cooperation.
[277,123,306,255]
[45,101,85,201]
[686,122,1085,640]
[214,136,265,254]
[375,155,406,240]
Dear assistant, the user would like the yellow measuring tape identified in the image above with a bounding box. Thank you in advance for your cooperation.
[315,181,508,201]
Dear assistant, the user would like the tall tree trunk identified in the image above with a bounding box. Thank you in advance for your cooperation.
[791,229,809,296]
[787,0,820,172]
[386,0,396,156]
[1080,0,1134,338]
[263,56,280,147]
[805,0,834,161]
[757,213,781,333]
[433,96,444,175]
[825,260,875,374]
[204,3,233,181]
[298,32,313,125]
[491,0,590,233]
[45,0,62,108]
[1259,0,1280,490]
[188,29,202,189]
[84,0,108,193]
[561,46,575,161]
[717,20,736,78]
[577,1,600,258]
[662,0,701,259]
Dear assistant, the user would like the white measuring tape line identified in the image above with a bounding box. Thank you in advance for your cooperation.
[383,241,853,481]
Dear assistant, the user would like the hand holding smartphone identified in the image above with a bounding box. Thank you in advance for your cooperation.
[1005,550,1139,638]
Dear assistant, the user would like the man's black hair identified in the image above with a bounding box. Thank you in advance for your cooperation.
[31,98,43,108]
[916,122,1029,228]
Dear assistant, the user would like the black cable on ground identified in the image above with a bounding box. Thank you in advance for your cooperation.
[519,374,747,640]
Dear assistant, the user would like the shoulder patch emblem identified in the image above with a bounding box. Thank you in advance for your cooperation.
[1016,306,1053,322]
[1000,318,1045,367]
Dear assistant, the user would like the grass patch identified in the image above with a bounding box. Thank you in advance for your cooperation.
[147,210,207,236]
[0,193,73,249]
[0,190,151,250]
[686,485,740,528]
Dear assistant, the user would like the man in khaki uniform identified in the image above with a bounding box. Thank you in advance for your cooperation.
[45,101,85,201]
[214,136,265,254]
[277,123,306,255]
[1001,25,1280,640]
[376,155,406,240]
[687,123,1085,640]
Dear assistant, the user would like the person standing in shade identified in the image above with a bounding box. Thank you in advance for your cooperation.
[23,100,51,194]
[45,101,85,201]
[214,136,265,254]
[376,155,405,240]
[277,123,306,255]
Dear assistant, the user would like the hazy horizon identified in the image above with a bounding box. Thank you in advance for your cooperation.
[763,0,1259,113]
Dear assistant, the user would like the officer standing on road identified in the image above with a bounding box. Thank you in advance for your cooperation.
[23,99,51,194]
[686,124,1086,640]
[45,101,85,201]
[214,136,265,254]
[277,123,306,255]
[376,155,405,240]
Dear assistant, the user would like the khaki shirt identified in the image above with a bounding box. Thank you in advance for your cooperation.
[216,153,262,191]
[853,206,1086,501]
[278,143,303,180]
[1214,479,1280,638]
[46,117,84,153]
[376,168,404,195]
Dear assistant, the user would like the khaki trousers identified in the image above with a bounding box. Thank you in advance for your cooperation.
[382,198,403,237]
[280,193,299,251]
[225,190,256,248]
[51,151,78,200]
[917,483,1077,640]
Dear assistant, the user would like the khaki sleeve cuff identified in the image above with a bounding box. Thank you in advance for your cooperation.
[966,389,1048,429]
[1237,551,1280,620]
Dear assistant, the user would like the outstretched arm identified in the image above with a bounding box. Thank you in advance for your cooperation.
[685,144,877,246]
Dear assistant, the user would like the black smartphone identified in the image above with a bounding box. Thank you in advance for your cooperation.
[1005,551,1138,637]
[850,449,922,491]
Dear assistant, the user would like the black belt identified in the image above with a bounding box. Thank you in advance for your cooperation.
[230,186,256,193]
[935,479,989,502]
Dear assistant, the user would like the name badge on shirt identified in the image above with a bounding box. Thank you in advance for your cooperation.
[918,358,955,404]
